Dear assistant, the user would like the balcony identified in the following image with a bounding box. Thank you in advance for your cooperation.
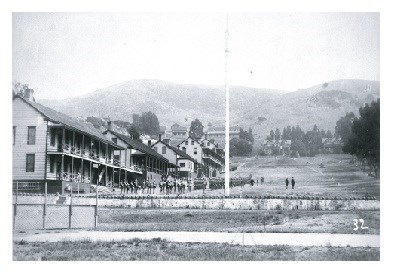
[130,165,142,173]
[46,172,92,184]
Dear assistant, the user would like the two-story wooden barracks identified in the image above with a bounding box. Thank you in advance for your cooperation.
[13,94,225,193]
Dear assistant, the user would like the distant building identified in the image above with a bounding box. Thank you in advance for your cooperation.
[263,139,291,155]
[171,123,188,137]
[204,126,240,148]
[151,137,197,179]
[322,138,343,153]
[178,136,225,178]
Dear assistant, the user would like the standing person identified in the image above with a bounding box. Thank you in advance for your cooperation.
[125,180,130,194]
[291,177,296,189]
[285,178,289,189]
[120,180,124,194]
[133,179,138,194]
[152,179,156,194]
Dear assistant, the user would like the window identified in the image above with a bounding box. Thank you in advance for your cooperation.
[26,154,35,172]
[162,146,166,154]
[27,126,36,145]
[13,126,16,145]
[191,140,194,145]
[50,132,56,146]
[49,159,55,173]
[182,147,186,152]
[194,147,197,155]
[179,162,185,167]
[112,137,117,144]
[185,141,188,145]
[148,140,151,146]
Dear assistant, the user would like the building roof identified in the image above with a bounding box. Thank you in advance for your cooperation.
[177,136,202,147]
[152,140,196,162]
[15,96,121,148]
[171,123,187,131]
[104,130,168,162]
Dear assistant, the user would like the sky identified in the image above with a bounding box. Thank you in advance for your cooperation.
[12,12,379,99]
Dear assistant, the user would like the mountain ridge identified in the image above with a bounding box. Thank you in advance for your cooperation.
[38,79,379,146]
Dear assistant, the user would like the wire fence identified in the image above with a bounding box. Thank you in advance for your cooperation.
[13,181,98,231]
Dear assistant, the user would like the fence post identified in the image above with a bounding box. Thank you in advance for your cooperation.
[69,184,73,229]
[13,181,18,231]
[95,180,98,228]
[43,182,47,229]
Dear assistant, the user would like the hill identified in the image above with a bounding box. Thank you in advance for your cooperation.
[230,79,380,149]
[38,79,380,148]
[39,79,226,128]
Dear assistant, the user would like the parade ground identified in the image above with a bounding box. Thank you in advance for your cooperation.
[227,154,380,199]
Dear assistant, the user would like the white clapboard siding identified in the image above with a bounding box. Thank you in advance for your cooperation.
[13,97,48,180]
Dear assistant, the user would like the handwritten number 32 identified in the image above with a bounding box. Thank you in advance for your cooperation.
[353,219,369,230]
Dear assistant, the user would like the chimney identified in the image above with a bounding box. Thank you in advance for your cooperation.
[24,88,35,102]
[107,120,112,131]
[159,134,162,141]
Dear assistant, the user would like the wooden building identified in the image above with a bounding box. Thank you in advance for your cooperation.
[13,95,123,193]
[103,127,169,183]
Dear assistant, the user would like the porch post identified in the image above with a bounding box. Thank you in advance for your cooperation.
[72,131,75,152]
[62,127,65,149]
[82,134,85,157]
[105,165,108,186]
[112,168,115,187]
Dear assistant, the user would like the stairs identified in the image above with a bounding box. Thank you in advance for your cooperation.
[90,185,112,194]
[56,195,69,204]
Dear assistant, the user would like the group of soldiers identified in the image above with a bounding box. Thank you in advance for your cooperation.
[158,176,192,194]
[119,179,157,194]
[119,174,194,195]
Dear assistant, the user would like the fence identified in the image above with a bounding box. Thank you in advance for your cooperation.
[13,181,98,231]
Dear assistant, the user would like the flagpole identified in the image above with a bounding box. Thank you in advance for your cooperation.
[225,13,230,197]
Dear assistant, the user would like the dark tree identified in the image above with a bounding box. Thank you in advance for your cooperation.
[335,112,356,143]
[189,119,204,139]
[274,128,281,140]
[132,112,160,136]
[230,138,253,156]
[290,140,308,157]
[344,99,380,174]
[127,125,141,140]
[267,130,275,140]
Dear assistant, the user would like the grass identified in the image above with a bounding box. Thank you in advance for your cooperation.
[95,208,380,234]
[228,154,380,199]
[13,239,379,261]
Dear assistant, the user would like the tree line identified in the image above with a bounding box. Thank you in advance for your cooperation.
[336,99,380,176]
[260,125,336,157]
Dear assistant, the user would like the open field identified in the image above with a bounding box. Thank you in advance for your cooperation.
[94,208,379,234]
[13,239,379,261]
[227,154,380,199]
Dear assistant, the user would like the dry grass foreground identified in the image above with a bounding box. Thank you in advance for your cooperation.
[95,208,380,234]
[13,239,379,261]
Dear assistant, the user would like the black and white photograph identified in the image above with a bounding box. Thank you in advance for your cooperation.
[2,0,391,266]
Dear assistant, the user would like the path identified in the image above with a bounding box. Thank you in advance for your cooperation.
[13,231,380,247]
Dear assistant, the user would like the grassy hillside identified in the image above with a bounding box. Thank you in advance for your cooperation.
[230,79,380,148]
